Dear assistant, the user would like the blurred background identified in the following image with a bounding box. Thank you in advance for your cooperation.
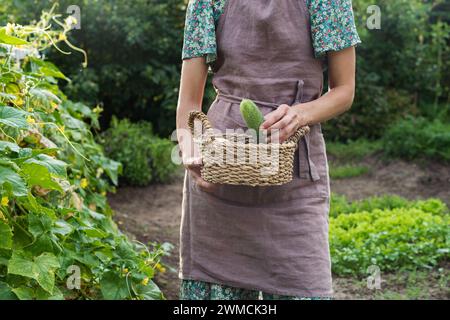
[0,0,448,300]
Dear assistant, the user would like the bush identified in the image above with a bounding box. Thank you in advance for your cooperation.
[0,10,167,300]
[329,165,369,180]
[101,117,178,186]
[327,139,382,161]
[382,117,450,162]
[330,196,449,276]
[324,0,450,141]
[330,194,448,218]
[323,86,413,141]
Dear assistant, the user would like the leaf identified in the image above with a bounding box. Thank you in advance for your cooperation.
[0,220,13,249]
[0,282,17,300]
[134,280,163,300]
[0,106,28,129]
[52,220,73,236]
[35,286,64,300]
[0,248,10,266]
[82,227,107,239]
[29,58,69,81]
[9,285,63,300]
[100,271,130,300]
[0,141,21,153]
[24,154,67,178]
[22,162,62,192]
[0,165,27,196]
[0,29,29,45]
[102,158,122,186]
[28,213,53,238]
[7,250,60,294]
[7,251,35,279]
[11,286,34,300]
[34,253,60,293]
[29,88,61,104]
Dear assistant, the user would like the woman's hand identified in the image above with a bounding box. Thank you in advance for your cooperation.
[261,104,307,143]
[261,47,357,143]
[183,154,217,193]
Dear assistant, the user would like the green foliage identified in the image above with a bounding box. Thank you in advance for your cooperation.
[327,139,382,161]
[330,194,448,218]
[382,117,450,162]
[330,195,449,276]
[2,0,186,136]
[101,117,178,186]
[0,10,167,300]
[324,0,450,141]
[329,164,369,180]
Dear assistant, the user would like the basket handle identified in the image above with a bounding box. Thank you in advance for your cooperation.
[285,125,310,145]
[188,111,212,136]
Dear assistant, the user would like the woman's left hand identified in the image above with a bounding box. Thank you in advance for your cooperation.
[261,104,307,143]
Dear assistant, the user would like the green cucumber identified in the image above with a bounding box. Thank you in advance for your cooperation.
[240,99,264,142]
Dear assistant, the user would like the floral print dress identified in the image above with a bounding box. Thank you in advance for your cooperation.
[180,0,360,300]
[182,0,361,63]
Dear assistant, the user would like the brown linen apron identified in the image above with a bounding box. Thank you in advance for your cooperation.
[180,0,332,297]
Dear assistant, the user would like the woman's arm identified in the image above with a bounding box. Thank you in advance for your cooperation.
[262,46,356,143]
[295,46,356,125]
[176,57,217,192]
[176,57,208,148]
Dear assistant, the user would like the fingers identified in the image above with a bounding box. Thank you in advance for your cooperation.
[262,105,301,143]
[261,104,290,130]
[267,121,299,143]
[183,155,203,170]
[188,167,217,193]
[196,179,217,193]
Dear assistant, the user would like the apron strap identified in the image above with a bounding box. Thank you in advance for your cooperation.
[292,81,320,182]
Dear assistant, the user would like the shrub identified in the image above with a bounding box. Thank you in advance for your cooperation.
[330,195,449,276]
[382,117,450,162]
[323,86,413,141]
[330,194,448,218]
[0,10,166,300]
[327,139,382,161]
[324,0,450,140]
[101,117,178,186]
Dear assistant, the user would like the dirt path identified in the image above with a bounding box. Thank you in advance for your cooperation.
[108,158,449,300]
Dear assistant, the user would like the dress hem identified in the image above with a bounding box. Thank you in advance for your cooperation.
[179,272,334,299]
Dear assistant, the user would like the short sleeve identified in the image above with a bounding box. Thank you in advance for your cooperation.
[182,0,218,65]
[309,0,362,58]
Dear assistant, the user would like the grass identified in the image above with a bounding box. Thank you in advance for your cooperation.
[329,164,370,179]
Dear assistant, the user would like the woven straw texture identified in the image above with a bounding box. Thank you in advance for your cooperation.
[188,111,310,187]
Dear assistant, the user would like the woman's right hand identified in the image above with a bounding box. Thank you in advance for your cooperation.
[183,154,217,193]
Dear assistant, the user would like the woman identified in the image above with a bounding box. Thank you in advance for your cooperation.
[176,0,360,300]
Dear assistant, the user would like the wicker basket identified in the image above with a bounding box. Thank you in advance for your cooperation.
[188,111,310,187]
